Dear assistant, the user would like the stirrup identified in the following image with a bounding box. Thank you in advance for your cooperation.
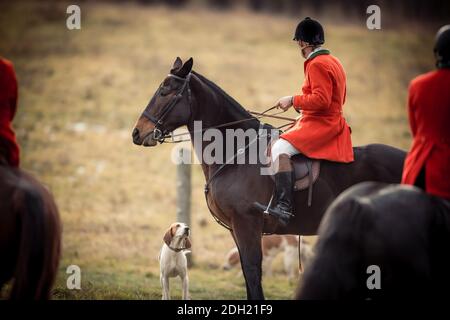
[253,193,275,215]
[253,201,293,227]
[266,206,294,219]
[253,201,294,219]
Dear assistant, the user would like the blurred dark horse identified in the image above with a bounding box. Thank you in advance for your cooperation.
[0,162,61,299]
[132,57,406,299]
[296,182,450,299]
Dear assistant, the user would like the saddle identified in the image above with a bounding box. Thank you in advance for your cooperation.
[269,154,321,207]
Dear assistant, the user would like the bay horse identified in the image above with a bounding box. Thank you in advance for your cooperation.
[132,57,406,299]
[296,182,450,299]
[0,162,61,299]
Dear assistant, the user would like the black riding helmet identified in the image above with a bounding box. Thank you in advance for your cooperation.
[293,17,325,45]
[435,25,450,68]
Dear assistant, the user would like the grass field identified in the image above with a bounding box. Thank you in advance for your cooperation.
[0,1,435,299]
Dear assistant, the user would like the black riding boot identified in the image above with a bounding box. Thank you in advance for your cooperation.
[253,153,295,226]
[269,171,294,226]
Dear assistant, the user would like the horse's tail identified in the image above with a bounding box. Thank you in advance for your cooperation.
[10,180,61,300]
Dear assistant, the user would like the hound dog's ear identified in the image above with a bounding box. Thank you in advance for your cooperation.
[184,237,192,249]
[163,227,174,246]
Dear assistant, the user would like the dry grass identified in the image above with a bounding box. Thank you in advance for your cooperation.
[0,1,434,299]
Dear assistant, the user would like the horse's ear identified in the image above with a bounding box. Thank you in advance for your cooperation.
[176,57,193,78]
[163,227,173,246]
[171,57,183,73]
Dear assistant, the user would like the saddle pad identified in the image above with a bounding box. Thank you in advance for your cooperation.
[294,160,320,191]
[268,156,321,191]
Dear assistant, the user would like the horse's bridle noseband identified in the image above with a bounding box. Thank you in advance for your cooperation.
[142,73,192,143]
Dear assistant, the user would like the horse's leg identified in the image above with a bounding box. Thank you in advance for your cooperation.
[231,215,264,300]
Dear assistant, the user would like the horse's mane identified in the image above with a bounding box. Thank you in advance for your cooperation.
[191,71,256,121]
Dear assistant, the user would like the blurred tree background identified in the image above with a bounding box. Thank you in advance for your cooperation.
[134,0,449,26]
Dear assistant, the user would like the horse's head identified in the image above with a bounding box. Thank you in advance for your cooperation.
[132,57,194,146]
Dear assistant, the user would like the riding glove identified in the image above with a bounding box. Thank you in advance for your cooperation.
[277,96,293,111]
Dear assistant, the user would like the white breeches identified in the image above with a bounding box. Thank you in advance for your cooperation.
[271,138,301,162]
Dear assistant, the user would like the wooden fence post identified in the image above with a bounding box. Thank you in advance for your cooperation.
[176,147,193,267]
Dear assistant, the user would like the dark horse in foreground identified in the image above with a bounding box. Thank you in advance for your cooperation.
[0,163,61,299]
[132,57,406,299]
[296,182,450,299]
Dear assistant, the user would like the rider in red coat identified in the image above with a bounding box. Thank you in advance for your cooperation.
[256,18,353,226]
[402,25,450,200]
[0,57,20,167]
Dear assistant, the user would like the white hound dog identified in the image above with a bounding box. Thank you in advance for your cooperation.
[159,222,191,300]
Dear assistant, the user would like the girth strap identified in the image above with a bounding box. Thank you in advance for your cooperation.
[306,160,313,207]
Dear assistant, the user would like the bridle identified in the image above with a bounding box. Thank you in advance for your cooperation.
[141,73,192,143]
[140,72,296,144]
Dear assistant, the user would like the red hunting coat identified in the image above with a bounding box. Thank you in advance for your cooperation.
[401,68,450,200]
[281,50,354,163]
[0,58,20,167]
